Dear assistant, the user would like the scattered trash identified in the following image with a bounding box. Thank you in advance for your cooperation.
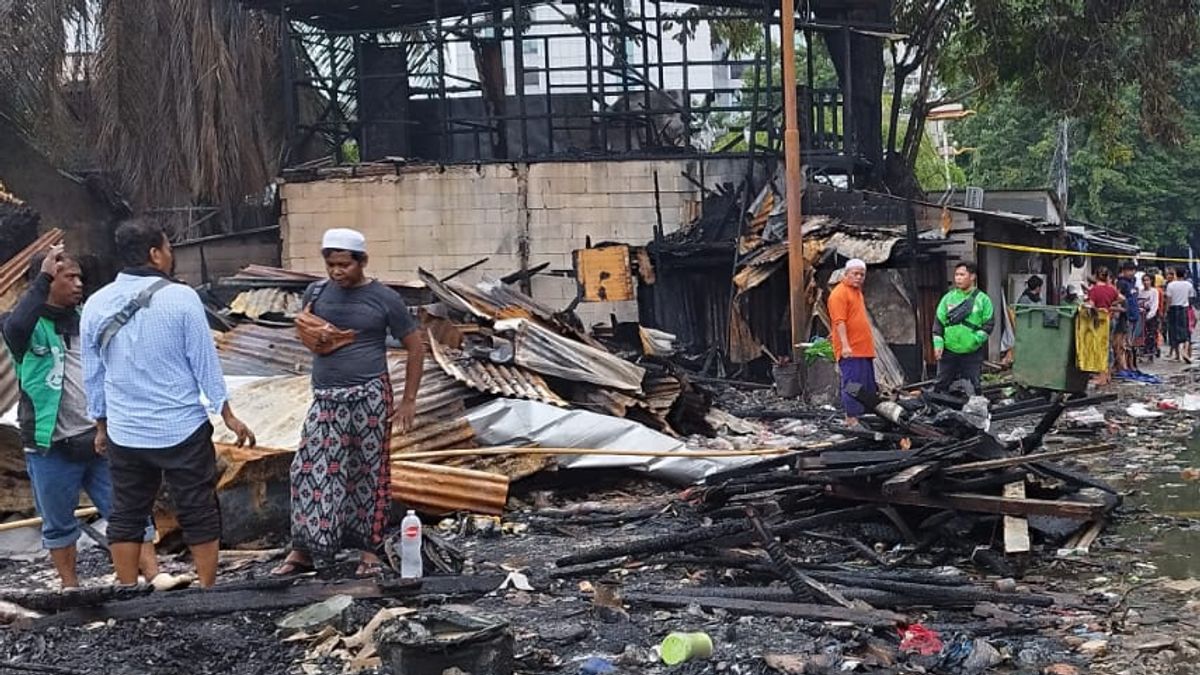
[1125,403,1164,419]
[579,656,617,674]
[376,607,514,675]
[276,594,354,634]
[499,571,534,592]
[1064,406,1107,427]
[660,631,714,665]
[899,624,943,656]
[763,653,808,673]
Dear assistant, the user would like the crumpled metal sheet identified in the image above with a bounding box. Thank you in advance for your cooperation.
[821,231,902,265]
[228,288,302,320]
[465,399,768,485]
[496,318,646,393]
[428,337,567,407]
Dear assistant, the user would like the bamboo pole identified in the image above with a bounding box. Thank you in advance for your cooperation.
[781,0,805,361]
[391,446,807,462]
[0,507,99,533]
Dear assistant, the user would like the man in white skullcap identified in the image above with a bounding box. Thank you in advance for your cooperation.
[826,258,876,425]
[272,228,425,578]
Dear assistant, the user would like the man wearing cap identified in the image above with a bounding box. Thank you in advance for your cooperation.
[272,228,425,578]
[826,259,876,426]
[81,217,256,588]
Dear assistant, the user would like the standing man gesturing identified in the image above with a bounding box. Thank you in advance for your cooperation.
[81,218,256,588]
[272,229,424,578]
[932,262,994,393]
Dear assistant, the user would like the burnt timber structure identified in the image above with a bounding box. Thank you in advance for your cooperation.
[242,0,889,181]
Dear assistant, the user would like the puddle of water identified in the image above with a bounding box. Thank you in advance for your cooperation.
[1115,426,1200,579]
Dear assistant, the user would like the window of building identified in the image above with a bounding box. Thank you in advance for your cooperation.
[523,68,541,89]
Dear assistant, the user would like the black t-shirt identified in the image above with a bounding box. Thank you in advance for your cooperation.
[301,280,418,388]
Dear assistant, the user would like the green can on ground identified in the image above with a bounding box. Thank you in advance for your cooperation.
[1012,304,1090,393]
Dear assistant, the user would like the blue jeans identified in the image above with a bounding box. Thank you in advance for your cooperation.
[25,449,154,550]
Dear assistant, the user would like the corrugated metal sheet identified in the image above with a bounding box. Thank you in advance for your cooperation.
[822,231,902,264]
[497,317,646,393]
[213,354,478,456]
[215,323,312,376]
[428,337,567,407]
[228,288,302,320]
[0,229,64,304]
[390,461,508,515]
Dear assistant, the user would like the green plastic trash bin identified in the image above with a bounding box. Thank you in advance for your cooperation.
[1012,304,1089,393]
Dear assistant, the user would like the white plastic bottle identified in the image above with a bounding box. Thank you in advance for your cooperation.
[400,510,423,578]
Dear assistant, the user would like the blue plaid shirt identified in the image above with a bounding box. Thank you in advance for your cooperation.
[81,273,227,448]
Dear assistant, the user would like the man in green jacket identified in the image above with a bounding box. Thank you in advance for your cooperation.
[933,261,995,393]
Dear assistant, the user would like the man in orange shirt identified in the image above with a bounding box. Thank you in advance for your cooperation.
[827,258,876,425]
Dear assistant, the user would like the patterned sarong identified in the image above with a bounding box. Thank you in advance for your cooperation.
[290,375,392,562]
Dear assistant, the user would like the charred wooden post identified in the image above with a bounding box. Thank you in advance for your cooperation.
[745,506,857,608]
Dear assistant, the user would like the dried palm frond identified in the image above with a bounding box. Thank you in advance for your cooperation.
[93,0,284,212]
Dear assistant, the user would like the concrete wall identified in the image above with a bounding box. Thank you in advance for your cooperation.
[280,159,744,327]
[173,227,283,287]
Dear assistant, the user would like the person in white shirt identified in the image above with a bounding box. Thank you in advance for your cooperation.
[1139,272,1160,360]
[1165,267,1196,362]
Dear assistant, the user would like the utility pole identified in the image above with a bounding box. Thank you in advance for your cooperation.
[781,0,805,361]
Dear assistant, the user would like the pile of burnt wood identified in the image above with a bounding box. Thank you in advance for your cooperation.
[550,386,1119,623]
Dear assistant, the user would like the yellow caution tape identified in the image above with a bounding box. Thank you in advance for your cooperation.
[975,240,1200,264]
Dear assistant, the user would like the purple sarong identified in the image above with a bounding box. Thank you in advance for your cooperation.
[839,357,877,417]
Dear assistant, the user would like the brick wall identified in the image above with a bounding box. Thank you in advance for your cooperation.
[281,158,744,327]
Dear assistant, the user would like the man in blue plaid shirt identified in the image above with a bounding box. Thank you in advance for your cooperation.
[81,218,256,588]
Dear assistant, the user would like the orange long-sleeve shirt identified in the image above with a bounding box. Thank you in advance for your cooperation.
[827,282,876,361]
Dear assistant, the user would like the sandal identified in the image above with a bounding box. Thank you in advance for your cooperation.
[270,556,315,577]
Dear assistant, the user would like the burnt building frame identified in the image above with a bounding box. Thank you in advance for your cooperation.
[246,0,882,175]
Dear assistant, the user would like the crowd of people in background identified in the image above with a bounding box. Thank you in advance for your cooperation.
[1082,263,1196,384]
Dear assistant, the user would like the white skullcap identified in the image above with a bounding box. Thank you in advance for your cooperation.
[844,258,867,271]
[321,228,366,253]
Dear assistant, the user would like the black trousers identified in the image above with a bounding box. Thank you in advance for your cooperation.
[108,422,220,546]
[935,349,985,394]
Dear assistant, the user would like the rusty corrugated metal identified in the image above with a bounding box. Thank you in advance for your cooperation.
[0,349,18,419]
[390,461,509,515]
[0,229,65,304]
[428,337,567,407]
[215,323,312,376]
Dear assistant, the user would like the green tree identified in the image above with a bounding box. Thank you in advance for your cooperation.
[956,64,1200,249]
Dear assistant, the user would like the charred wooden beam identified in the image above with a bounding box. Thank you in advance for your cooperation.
[746,506,857,608]
[624,592,905,626]
[34,575,506,627]
[652,585,1024,610]
[825,484,1106,520]
[943,444,1114,475]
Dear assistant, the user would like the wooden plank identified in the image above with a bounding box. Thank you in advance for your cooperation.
[943,444,1114,475]
[1003,482,1031,553]
[882,463,939,496]
[825,484,1105,520]
[624,592,906,626]
[1064,519,1105,552]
